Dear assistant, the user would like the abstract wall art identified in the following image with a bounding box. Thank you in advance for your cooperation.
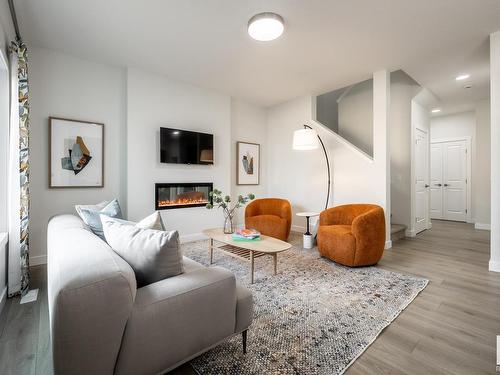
[49,117,104,188]
[237,141,260,185]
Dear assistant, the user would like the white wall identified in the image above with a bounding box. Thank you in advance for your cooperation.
[490,30,500,272]
[475,99,491,227]
[389,71,421,229]
[126,68,231,240]
[431,111,476,140]
[267,71,391,246]
[0,1,14,313]
[29,47,127,264]
[230,98,268,224]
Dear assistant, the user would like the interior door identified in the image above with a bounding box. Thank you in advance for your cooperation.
[443,140,467,221]
[415,128,429,234]
[430,143,443,219]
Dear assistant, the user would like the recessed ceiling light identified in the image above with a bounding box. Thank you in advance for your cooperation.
[455,74,470,81]
[248,12,284,41]
[431,108,441,113]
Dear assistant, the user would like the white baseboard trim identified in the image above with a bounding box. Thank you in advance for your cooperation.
[291,225,306,233]
[489,260,500,273]
[30,255,47,266]
[474,223,491,231]
[0,286,7,315]
[180,233,207,243]
[385,240,392,250]
[405,229,416,237]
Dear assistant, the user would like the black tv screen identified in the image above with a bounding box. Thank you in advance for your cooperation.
[160,127,214,165]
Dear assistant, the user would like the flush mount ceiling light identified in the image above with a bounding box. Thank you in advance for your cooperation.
[455,74,470,81]
[248,12,284,41]
[431,108,442,113]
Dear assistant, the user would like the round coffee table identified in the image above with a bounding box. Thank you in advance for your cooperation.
[296,212,320,249]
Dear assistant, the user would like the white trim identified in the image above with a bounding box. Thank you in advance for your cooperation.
[385,240,392,249]
[489,260,500,272]
[180,233,207,243]
[475,223,491,230]
[405,228,416,237]
[30,255,47,266]
[291,224,306,233]
[0,232,7,248]
[0,286,6,315]
[430,136,472,223]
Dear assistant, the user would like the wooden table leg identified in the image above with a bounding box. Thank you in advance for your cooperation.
[273,253,278,275]
[250,250,254,284]
[209,238,214,265]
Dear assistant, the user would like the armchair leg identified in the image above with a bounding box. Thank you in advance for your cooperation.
[242,330,248,354]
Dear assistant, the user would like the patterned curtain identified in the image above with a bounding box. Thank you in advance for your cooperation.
[8,41,30,297]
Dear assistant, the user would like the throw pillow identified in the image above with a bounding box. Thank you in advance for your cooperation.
[112,211,166,231]
[75,200,109,217]
[78,199,123,240]
[101,215,183,287]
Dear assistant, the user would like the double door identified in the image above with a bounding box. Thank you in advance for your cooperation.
[430,139,468,222]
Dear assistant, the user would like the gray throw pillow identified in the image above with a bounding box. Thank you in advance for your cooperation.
[101,215,183,287]
[78,199,123,240]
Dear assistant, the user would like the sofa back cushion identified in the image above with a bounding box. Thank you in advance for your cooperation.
[47,214,136,375]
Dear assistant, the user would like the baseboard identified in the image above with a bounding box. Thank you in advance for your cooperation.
[385,240,392,250]
[474,223,491,231]
[291,225,306,233]
[180,233,207,243]
[405,229,416,237]
[0,286,6,316]
[30,255,47,266]
[489,260,500,273]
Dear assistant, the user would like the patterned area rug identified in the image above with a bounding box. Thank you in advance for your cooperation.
[183,234,428,375]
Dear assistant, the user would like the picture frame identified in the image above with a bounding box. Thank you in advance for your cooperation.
[237,141,260,185]
[49,117,104,188]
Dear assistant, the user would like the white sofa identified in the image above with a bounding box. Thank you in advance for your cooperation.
[47,214,253,375]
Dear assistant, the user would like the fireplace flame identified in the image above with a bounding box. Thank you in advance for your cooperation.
[158,197,209,207]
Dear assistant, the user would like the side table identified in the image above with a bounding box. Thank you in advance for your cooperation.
[295,212,320,249]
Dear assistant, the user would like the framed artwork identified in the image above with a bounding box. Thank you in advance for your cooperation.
[237,141,260,185]
[49,117,104,188]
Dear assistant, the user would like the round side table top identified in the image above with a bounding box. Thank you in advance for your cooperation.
[296,212,320,217]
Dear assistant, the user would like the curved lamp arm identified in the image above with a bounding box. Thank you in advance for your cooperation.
[302,124,331,210]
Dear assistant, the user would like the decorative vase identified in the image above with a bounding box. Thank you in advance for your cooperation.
[223,211,235,234]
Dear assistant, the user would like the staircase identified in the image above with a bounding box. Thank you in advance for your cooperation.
[391,224,407,243]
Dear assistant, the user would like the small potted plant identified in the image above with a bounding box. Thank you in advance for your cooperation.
[206,189,255,234]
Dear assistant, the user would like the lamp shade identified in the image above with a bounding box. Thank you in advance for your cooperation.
[292,128,319,150]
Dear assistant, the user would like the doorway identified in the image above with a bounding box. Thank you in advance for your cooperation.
[430,138,471,222]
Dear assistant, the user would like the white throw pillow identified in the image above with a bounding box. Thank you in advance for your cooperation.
[101,215,183,287]
[113,211,165,231]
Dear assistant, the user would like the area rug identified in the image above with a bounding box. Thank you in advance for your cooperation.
[182,234,428,375]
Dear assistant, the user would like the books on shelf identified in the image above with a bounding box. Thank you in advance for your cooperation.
[232,228,261,241]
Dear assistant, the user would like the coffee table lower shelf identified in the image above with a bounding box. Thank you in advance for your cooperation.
[208,239,278,284]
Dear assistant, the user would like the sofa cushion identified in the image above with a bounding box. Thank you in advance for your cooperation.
[75,200,109,218]
[78,199,123,240]
[101,216,184,287]
[111,211,166,231]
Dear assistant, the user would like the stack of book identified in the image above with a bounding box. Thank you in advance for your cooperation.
[232,228,261,242]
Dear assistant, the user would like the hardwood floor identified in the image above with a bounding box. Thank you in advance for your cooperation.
[0,220,498,374]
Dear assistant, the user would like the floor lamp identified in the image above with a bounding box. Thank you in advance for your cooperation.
[292,124,331,210]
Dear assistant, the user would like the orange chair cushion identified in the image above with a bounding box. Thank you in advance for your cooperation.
[246,215,288,241]
[317,225,356,265]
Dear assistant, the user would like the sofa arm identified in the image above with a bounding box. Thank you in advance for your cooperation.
[114,266,239,375]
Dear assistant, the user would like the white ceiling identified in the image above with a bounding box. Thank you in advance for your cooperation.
[15,0,500,110]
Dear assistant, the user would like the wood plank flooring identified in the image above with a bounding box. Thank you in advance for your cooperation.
[0,220,498,374]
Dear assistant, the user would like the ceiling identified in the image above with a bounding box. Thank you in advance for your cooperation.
[14,0,500,111]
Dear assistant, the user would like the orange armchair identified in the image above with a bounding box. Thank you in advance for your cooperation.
[317,204,386,267]
[245,198,292,241]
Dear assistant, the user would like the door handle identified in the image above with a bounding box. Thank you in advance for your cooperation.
[444,183,449,187]
[424,184,429,188]
[434,183,442,187]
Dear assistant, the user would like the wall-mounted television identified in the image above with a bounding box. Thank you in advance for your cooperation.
[160,127,214,165]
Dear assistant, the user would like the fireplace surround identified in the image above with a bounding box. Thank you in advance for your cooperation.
[155,183,213,210]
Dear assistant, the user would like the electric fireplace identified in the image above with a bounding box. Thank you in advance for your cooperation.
[155,183,213,210]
